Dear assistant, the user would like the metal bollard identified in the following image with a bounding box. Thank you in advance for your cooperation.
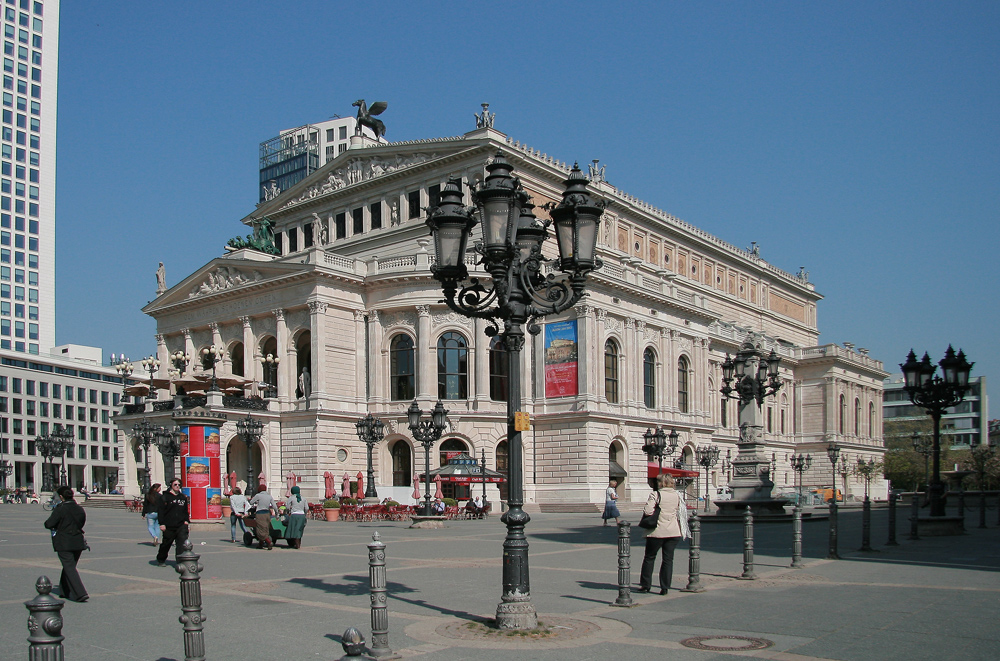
[175,540,206,661]
[367,531,398,658]
[886,490,899,546]
[979,492,987,529]
[790,505,804,568]
[909,492,920,540]
[739,506,757,580]
[860,497,873,551]
[827,499,840,559]
[340,626,367,660]
[610,520,634,606]
[683,511,705,592]
[25,576,64,661]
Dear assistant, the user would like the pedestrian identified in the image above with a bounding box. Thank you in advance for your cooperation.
[602,479,621,526]
[156,478,190,567]
[637,473,690,595]
[142,483,162,545]
[43,486,89,602]
[283,485,307,549]
[249,484,277,550]
[229,486,250,543]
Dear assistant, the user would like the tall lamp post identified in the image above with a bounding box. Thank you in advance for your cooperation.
[170,350,191,376]
[0,457,12,491]
[826,443,840,559]
[132,419,157,494]
[900,347,973,517]
[201,345,224,392]
[789,453,812,568]
[36,434,60,492]
[790,453,812,506]
[141,355,160,399]
[236,414,264,498]
[52,425,74,487]
[260,353,280,398]
[838,454,850,503]
[719,337,783,513]
[855,457,879,552]
[642,427,678,478]
[115,357,134,401]
[911,432,932,491]
[695,444,721,512]
[355,413,385,501]
[426,155,604,630]
[407,400,448,516]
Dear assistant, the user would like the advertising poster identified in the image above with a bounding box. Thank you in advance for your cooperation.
[544,320,578,398]
[186,426,205,457]
[185,457,211,488]
[184,486,207,520]
[206,488,222,519]
[178,426,190,458]
[204,427,220,458]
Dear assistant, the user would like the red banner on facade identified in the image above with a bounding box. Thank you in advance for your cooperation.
[544,320,578,398]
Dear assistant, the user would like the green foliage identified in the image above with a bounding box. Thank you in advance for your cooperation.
[442,498,458,507]
[221,497,230,506]
[323,499,340,508]
[386,500,399,507]
[341,497,357,506]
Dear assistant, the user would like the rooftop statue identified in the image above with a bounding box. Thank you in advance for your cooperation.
[353,99,387,141]
[226,216,279,255]
[475,103,495,129]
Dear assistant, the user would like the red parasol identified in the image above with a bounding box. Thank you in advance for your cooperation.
[324,471,335,500]
[341,472,351,499]
[223,470,232,496]
[258,471,267,491]
[355,471,364,500]
[433,474,443,499]
[285,471,297,498]
[411,472,420,501]
[228,472,237,495]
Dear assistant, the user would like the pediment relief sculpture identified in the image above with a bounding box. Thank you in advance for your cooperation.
[281,153,436,210]
[188,267,263,299]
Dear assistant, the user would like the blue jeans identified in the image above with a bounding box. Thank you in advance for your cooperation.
[230,512,247,541]
[145,512,159,540]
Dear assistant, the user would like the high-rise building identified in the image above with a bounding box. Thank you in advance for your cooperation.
[0,0,57,355]
[883,374,988,448]
[258,116,373,202]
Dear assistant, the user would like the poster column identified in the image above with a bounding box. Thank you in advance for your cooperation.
[175,411,227,521]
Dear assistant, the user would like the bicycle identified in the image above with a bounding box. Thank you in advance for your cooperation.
[41,495,59,511]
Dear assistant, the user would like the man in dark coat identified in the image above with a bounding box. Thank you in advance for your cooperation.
[43,486,89,602]
[156,478,190,567]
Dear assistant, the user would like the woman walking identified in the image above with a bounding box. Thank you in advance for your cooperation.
[602,479,621,526]
[638,473,690,595]
[142,483,162,545]
[284,485,308,549]
[229,487,250,543]
[249,484,277,550]
[43,486,89,602]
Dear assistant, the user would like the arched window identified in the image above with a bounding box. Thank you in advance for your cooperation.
[437,332,468,400]
[229,342,244,377]
[677,356,690,413]
[489,336,508,402]
[439,438,468,467]
[389,334,415,401]
[260,336,278,393]
[390,440,411,486]
[839,394,846,434]
[869,401,875,437]
[854,398,861,436]
[604,339,619,404]
[643,348,656,409]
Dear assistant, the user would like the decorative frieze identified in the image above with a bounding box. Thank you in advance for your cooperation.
[187,267,263,299]
[281,153,437,209]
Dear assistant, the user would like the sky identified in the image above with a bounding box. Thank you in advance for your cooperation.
[55,2,999,399]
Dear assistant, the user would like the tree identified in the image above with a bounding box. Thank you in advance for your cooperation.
[883,418,932,491]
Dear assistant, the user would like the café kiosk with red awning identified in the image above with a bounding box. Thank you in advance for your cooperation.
[647,462,699,488]
[418,452,506,500]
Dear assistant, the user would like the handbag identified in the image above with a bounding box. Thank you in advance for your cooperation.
[638,492,661,530]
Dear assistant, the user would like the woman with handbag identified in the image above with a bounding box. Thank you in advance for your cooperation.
[637,473,690,594]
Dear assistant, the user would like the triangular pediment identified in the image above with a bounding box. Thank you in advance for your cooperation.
[143,251,312,314]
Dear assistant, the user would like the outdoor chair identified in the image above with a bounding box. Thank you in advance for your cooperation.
[444,505,459,520]
[340,504,358,521]
[307,503,325,520]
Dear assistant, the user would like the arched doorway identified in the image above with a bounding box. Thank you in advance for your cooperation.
[390,439,411,487]
[496,440,508,501]
[609,441,628,498]
[260,337,278,396]
[229,342,244,377]
[439,438,469,500]
[226,437,263,493]
[295,332,312,398]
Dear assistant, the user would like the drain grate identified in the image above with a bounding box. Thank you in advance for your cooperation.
[680,635,774,651]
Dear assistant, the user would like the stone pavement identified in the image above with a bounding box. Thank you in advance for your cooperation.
[1,503,997,660]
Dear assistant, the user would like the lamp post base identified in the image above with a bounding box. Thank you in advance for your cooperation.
[495,597,537,630]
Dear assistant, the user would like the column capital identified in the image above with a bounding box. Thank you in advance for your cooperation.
[354,309,366,322]
[208,321,220,333]
[272,308,285,322]
[366,309,379,323]
[155,334,166,345]
[239,315,252,328]
[181,328,192,339]
[415,305,431,317]
[308,300,328,315]
[574,303,594,317]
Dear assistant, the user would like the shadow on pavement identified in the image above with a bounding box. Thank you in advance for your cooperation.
[288,574,417,596]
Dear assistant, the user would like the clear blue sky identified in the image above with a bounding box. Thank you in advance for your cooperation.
[56,2,999,401]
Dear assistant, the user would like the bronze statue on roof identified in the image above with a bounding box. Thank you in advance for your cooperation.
[353,100,387,141]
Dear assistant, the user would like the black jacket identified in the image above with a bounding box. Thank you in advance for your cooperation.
[158,489,190,528]
[142,492,162,516]
[44,500,88,552]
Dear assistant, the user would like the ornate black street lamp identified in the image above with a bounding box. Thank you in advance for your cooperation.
[695,444,721,512]
[900,346,973,517]
[201,345,224,392]
[0,457,12,491]
[35,434,60,492]
[141,355,160,399]
[911,431,932,491]
[52,425,74,487]
[236,413,264,498]
[407,400,448,516]
[355,413,385,501]
[132,419,157,494]
[170,350,191,376]
[425,154,604,630]
[789,453,812,568]
[115,357,134,401]
[722,448,733,482]
[641,427,678,477]
[789,453,812,506]
[155,426,183,483]
[855,457,879,551]
[260,353,280,398]
[826,443,840,559]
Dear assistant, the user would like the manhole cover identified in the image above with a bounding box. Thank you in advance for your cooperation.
[681,635,774,651]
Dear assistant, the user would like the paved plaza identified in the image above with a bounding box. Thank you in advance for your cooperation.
[1,503,998,660]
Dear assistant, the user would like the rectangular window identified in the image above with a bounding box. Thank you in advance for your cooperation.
[90,445,98,460]
[287,227,297,252]
[39,400,45,416]
[408,190,421,219]
[52,402,59,417]
[52,383,59,398]
[326,128,334,141]
[338,143,347,154]
[428,184,441,209]
[302,221,313,248]
[352,207,364,234]
[335,212,346,239]
[12,397,20,413]
[370,202,382,230]
[101,391,108,405]
[339,126,347,140]
[102,446,109,461]
[273,231,281,254]
[78,387,86,401]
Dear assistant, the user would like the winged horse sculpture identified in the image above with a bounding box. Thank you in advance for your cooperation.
[353,99,388,141]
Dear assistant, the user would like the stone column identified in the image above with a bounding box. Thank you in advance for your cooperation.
[273,309,289,399]
[665,329,677,414]
[623,317,636,410]
[354,309,367,405]
[308,301,328,400]
[473,317,489,405]
[209,322,223,370]
[156,334,168,399]
[182,329,195,364]
[575,304,593,403]
[239,316,255,381]
[415,305,433,400]
[366,309,382,404]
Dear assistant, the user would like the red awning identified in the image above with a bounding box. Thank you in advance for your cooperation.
[647,462,699,479]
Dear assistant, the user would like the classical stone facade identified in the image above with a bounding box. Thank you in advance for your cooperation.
[116,124,887,505]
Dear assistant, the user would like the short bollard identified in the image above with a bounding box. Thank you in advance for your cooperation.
[886,490,899,546]
[25,576,64,661]
[827,499,840,559]
[610,520,634,607]
[682,511,705,592]
[980,492,988,529]
[790,505,804,568]
[739,506,757,580]
[860,497,873,552]
[367,531,398,658]
[909,493,920,540]
[957,491,966,530]
[175,540,206,661]
[340,626,367,660]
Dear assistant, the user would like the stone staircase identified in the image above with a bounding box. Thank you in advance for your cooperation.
[537,502,646,514]
[80,494,132,510]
